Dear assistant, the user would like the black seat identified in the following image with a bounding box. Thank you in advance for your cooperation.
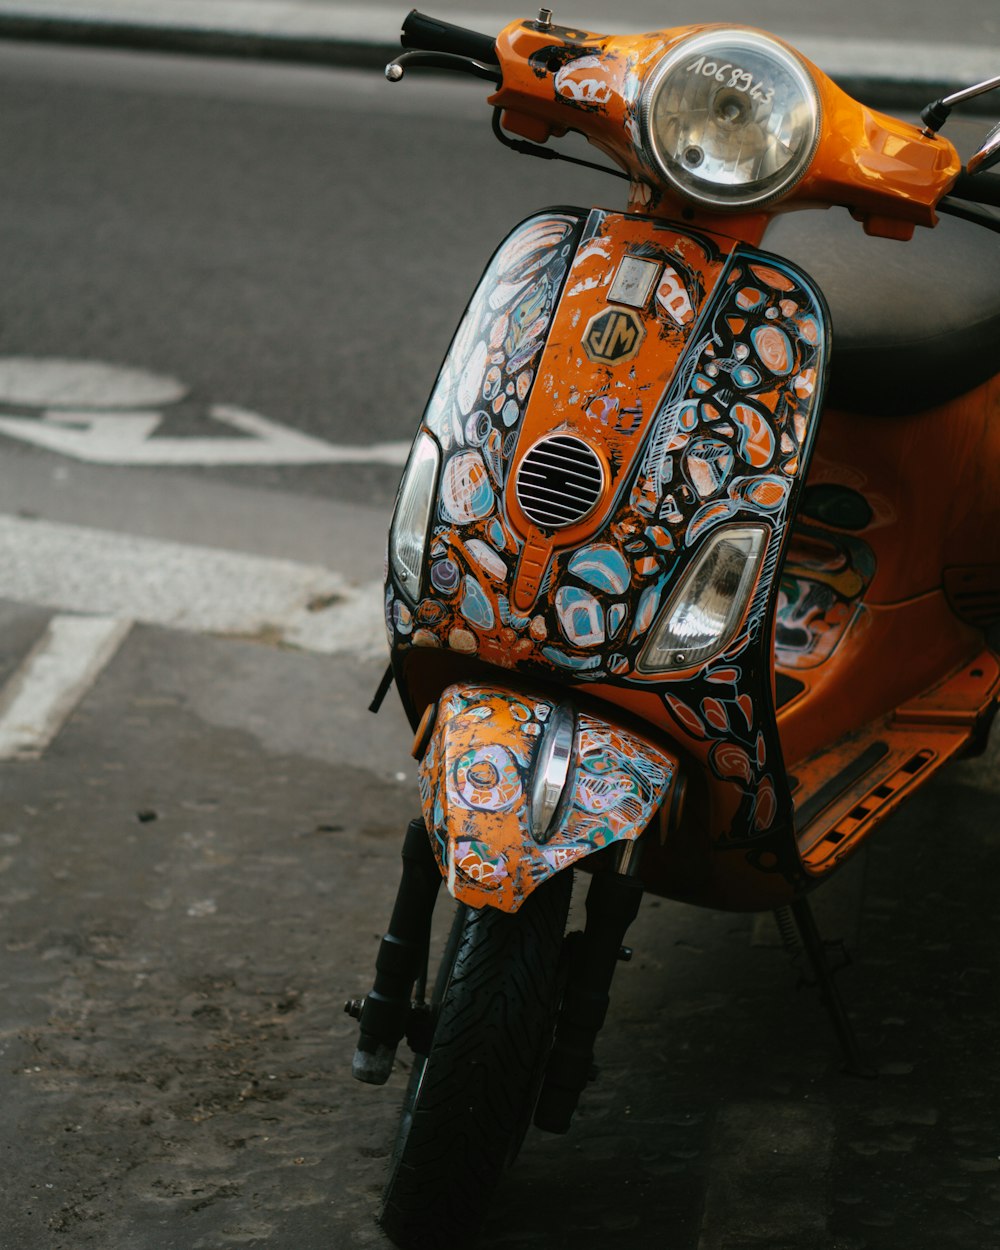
[764,207,1000,415]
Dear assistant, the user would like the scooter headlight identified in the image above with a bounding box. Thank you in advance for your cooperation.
[390,431,440,600]
[637,524,768,673]
[639,29,820,210]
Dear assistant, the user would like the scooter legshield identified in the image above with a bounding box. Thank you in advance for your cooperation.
[418,682,679,911]
[388,207,831,904]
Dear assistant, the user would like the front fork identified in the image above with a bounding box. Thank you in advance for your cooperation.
[535,840,644,1132]
[346,817,441,1085]
[348,813,646,1136]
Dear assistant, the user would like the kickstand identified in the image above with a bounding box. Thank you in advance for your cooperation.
[776,898,876,1079]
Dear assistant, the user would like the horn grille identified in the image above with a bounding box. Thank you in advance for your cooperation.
[515,435,604,530]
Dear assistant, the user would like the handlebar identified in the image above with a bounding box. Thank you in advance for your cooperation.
[401,9,499,66]
[950,170,1000,207]
[390,11,994,237]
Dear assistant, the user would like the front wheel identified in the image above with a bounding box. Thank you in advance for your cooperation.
[380,871,573,1250]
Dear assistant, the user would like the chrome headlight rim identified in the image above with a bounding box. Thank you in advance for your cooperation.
[529,702,576,844]
[638,27,822,211]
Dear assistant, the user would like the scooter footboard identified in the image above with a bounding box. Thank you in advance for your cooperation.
[417,682,680,911]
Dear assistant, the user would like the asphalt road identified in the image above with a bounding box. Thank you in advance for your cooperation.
[1,37,1000,1250]
[412,0,997,43]
[0,39,618,509]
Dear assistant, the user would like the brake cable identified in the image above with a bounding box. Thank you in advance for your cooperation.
[491,108,630,181]
[385,49,631,183]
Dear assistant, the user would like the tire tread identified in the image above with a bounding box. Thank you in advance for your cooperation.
[380,874,571,1250]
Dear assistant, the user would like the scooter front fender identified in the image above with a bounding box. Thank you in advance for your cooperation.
[417,682,680,912]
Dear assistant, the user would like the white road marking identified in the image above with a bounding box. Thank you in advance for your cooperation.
[0,614,132,759]
[0,357,186,409]
[0,404,411,466]
[0,356,411,465]
[0,514,387,656]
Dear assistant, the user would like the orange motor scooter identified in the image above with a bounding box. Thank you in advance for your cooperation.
[348,10,1000,1247]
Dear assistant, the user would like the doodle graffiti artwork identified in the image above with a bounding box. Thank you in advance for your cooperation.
[387,208,828,862]
[776,518,876,669]
[418,684,677,910]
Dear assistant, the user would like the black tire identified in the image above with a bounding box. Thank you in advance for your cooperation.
[380,871,573,1250]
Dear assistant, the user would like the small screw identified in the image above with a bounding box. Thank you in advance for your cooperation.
[385,62,404,82]
[674,652,687,664]
[344,998,365,1019]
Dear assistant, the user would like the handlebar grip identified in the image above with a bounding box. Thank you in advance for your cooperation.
[401,9,499,65]
[951,170,1000,208]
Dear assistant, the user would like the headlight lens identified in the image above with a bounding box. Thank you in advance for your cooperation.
[640,29,820,209]
[637,524,768,673]
[390,431,440,600]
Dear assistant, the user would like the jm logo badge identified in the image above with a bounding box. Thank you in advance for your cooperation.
[582,307,644,365]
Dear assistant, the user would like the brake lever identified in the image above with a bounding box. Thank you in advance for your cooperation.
[385,50,502,86]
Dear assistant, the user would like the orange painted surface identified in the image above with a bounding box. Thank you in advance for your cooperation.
[776,591,986,769]
[488,18,960,235]
[796,69,959,232]
[771,379,1000,779]
[417,683,678,911]
[388,209,831,913]
[803,379,1000,606]
[792,649,1000,873]
[383,23,996,914]
[393,209,821,686]
[503,214,730,611]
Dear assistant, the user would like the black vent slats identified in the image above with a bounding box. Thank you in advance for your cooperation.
[515,435,604,529]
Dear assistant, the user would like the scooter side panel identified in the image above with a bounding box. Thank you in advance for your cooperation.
[418,682,677,912]
[775,519,877,671]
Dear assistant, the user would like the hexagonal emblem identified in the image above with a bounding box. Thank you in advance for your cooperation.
[582,307,644,365]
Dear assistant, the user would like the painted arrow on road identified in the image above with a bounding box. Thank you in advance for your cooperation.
[0,404,411,466]
[0,356,411,466]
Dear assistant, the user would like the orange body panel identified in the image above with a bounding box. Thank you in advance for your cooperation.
[799,72,959,234]
[388,207,834,911]
[392,210,824,682]
[771,379,1000,772]
[502,214,731,612]
[488,18,960,237]
[418,683,678,911]
[793,649,1000,872]
[803,379,1000,605]
[776,591,984,768]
